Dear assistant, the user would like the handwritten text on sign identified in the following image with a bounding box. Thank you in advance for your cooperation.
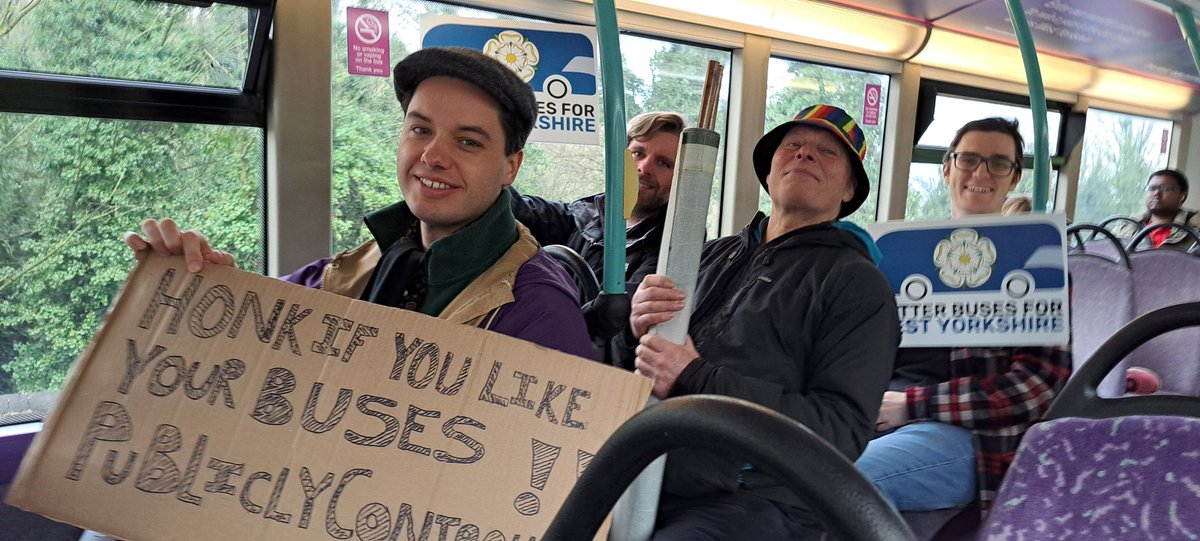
[8,255,650,541]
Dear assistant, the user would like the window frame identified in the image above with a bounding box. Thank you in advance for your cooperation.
[0,0,275,127]
[760,53,894,225]
[911,80,1074,164]
[0,0,276,430]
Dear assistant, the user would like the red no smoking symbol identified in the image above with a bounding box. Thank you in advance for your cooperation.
[355,13,383,44]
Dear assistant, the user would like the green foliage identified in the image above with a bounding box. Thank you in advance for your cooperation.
[0,0,248,87]
[0,2,263,393]
[905,164,952,221]
[1075,113,1165,224]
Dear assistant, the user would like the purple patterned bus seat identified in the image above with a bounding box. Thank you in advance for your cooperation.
[982,415,1200,540]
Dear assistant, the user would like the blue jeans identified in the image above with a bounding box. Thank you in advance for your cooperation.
[854,422,977,511]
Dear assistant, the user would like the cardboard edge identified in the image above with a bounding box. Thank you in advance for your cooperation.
[4,254,160,514]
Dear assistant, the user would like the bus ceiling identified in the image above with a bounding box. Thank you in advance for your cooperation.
[625,0,1200,114]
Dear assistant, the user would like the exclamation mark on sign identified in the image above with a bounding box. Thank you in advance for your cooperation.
[514,438,561,516]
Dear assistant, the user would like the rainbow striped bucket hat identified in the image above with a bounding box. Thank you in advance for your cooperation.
[752,104,869,219]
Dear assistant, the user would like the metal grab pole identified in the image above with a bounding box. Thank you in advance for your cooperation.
[1004,0,1050,213]
[593,0,628,295]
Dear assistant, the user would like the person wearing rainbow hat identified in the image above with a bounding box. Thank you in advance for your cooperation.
[617,104,899,539]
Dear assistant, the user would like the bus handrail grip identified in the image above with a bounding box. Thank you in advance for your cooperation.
[543,395,915,541]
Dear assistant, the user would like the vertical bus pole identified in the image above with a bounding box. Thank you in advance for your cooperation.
[593,0,628,295]
[591,3,654,539]
[1004,0,1050,213]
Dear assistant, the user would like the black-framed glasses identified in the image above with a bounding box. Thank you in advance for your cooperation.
[1146,184,1181,194]
[948,152,1018,176]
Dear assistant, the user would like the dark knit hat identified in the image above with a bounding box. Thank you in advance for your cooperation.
[752,104,870,219]
[393,47,537,155]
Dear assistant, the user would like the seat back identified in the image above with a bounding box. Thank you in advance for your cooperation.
[980,303,1200,540]
[1067,253,1134,397]
[1127,250,1200,395]
[1046,302,1200,419]
[981,415,1200,540]
[1097,215,1141,238]
[542,244,600,305]
[1126,221,1200,253]
[1067,223,1130,265]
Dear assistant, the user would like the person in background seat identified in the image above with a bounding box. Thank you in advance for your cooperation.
[509,112,685,359]
[1112,169,1199,251]
[855,117,1072,515]
[509,112,684,299]
[1002,194,1031,215]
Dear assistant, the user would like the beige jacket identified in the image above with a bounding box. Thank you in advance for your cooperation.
[318,224,540,329]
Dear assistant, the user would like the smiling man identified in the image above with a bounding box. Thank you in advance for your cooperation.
[616,105,899,539]
[509,111,685,298]
[125,47,594,361]
[942,117,1024,217]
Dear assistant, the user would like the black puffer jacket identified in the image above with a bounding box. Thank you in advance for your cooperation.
[620,213,899,508]
[508,187,665,297]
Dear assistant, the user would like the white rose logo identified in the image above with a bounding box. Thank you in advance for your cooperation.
[482,30,539,82]
[933,229,996,288]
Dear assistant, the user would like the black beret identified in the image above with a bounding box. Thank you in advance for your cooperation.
[393,47,537,154]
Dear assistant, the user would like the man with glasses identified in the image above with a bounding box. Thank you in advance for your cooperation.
[1113,169,1199,250]
[855,117,1072,516]
[942,131,1023,217]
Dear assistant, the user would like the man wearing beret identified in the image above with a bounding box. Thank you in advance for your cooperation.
[619,105,899,538]
[125,47,594,360]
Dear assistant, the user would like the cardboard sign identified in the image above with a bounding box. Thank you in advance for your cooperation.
[421,16,600,146]
[869,215,1070,347]
[7,255,651,541]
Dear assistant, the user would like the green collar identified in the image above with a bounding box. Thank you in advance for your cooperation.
[363,189,519,291]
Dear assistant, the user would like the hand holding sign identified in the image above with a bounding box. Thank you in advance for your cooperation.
[123,218,236,272]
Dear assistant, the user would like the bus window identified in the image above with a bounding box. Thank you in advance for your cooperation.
[0,115,264,413]
[908,94,1063,220]
[0,0,269,424]
[761,56,890,227]
[916,95,1062,152]
[1075,109,1173,224]
[621,34,731,238]
[330,0,732,253]
[0,0,253,89]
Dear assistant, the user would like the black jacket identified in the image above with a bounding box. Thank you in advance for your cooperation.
[619,213,899,507]
[508,187,666,297]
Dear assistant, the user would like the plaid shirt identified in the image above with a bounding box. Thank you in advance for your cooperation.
[905,346,1072,511]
